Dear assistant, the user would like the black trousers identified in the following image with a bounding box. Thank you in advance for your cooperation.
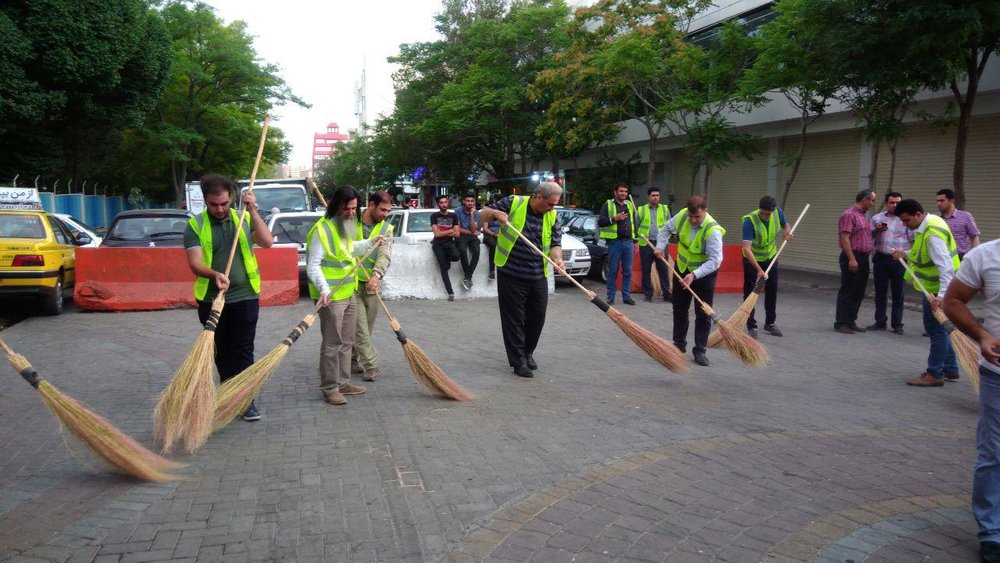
[456,234,480,280]
[872,252,905,329]
[198,298,259,383]
[432,243,455,295]
[639,243,671,300]
[835,250,870,327]
[497,270,548,368]
[742,258,778,329]
[672,269,716,354]
[483,235,497,273]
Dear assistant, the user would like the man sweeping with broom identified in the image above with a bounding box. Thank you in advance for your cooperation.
[654,196,725,367]
[352,191,394,383]
[891,198,960,387]
[741,196,792,339]
[184,174,273,421]
[479,182,564,378]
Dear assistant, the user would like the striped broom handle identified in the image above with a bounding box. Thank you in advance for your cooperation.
[504,222,595,299]
[221,114,271,281]
[761,203,810,278]
[310,241,383,313]
[642,235,717,314]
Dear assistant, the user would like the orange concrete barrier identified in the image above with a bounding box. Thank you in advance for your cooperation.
[74,247,299,311]
[612,244,744,294]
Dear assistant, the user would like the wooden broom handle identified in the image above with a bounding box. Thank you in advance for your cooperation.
[762,203,809,277]
[372,291,396,323]
[641,235,714,312]
[308,178,328,208]
[896,256,953,325]
[221,114,271,281]
[502,221,595,299]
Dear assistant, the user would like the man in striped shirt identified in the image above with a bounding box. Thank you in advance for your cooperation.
[868,191,912,334]
[480,183,564,378]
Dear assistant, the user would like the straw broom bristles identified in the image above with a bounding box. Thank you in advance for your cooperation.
[708,204,809,348]
[1,339,184,482]
[506,223,688,374]
[374,292,476,400]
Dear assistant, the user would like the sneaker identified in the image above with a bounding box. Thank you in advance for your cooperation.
[763,324,783,337]
[324,390,347,405]
[748,327,759,340]
[866,323,886,331]
[488,271,496,281]
[339,383,367,395]
[242,401,261,421]
[363,368,380,382]
[448,294,455,302]
[461,278,472,291]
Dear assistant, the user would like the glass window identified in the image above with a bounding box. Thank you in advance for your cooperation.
[406,212,432,233]
[0,214,46,239]
[49,217,71,244]
[387,213,403,233]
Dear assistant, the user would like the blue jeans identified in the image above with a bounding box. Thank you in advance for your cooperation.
[975,366,1000,542]
[922,297,958,377]
[606,239,634,300]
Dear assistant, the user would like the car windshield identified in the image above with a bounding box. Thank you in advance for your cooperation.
[250,188,308,213]
[407,213,432,233]
[0,214,46,239]
[106,216,187,241]
[271,216,319,245]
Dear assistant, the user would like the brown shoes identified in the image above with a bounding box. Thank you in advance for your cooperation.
[363,368,379,382]
[834,324,854,335]
[907,373,944,387]
[339,383,367,395]
[324,390,347,405]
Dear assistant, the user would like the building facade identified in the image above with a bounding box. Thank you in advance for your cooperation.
[311,122,350,174]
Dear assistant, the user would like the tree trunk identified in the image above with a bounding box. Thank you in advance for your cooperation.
[646,132,657,189]
[779,116,809,209]
[886,140,898,192]
[867,142,880,193]
[951,72,978,210]
[701,162,711,201]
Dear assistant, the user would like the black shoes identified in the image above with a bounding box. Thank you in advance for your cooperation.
[763,324,783,337]
[514,364,534,378]
[622,297,636,306]
[643,295,652,302]
[982,541,1000,563]
[893,326,905,335]
[848,323,867,333]
[748,327,759,340]
[525,355,538,370]
[866,323,886,331]
[693,351,710,367]
[242,401,261,422]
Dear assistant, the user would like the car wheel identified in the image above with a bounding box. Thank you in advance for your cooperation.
[42,275,64,316]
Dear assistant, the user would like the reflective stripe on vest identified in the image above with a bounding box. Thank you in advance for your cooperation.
[675,209,726,273]
[355,220,389,282]
[636,204,668,247]
[190,209,261,301]
[742,209,778,261]
[495,196,554,276]
[905,215,959,295]
[307,218,357,301]
[599,199,636,239]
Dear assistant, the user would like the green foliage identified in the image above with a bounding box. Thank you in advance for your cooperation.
[315,135,398,193]
[574,152,644,211]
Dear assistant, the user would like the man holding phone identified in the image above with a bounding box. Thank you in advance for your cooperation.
[597,182,637,305]
[944,238,1000,562]
[868,191,911,334]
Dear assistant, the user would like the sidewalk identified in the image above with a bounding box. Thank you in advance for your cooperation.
[0,279,983,562]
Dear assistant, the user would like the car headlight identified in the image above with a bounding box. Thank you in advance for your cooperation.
[576,247,589,257]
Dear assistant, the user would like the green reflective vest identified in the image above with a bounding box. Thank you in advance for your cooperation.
[742,209,779,261]
[599,199,636,240]
[190,209,260,301]
[636,203,669,247]
[674,209,726,273]
[905,214,959,295]
[495,196,554,277]
[355,219,390,282]
[307,217,357,301]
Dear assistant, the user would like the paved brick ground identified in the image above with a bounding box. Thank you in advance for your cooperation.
[0,274,984,562]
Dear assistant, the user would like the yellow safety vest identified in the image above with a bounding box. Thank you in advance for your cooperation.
[189,209,260,301]
[307,217,357,301]
[599,199,636,240]
[905,214,959,295]
[636,203,669,247]
[742,209,779,261]
[495,196,554,277]
[355,220,391,282]
[675,209,726,273]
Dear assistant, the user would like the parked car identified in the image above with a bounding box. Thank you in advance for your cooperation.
[0,210,91,314]
[55,213,102,247]
[555,206,594,229]
[101,209,193,247]
[266,211,323,283]
[564,214,609,282]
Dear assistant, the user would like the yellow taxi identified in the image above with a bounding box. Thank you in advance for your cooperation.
[0,210,89,315]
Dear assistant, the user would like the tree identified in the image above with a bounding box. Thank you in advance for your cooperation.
[0,0,172,185]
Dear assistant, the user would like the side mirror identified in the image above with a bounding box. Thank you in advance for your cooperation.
[74,234,92,246]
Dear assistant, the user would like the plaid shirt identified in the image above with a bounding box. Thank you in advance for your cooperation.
[941,209,980,254]
[839,205,873,253]
[870,211,912,255]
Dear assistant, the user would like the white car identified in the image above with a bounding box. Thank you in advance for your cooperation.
[55,213,102,247]
[266,211,323,282]
[385,208,589,280]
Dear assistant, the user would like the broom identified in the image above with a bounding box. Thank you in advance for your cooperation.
[154,114,271,453]
[373,291,475,400]
[213,241,387,428]
[1,339,184,482]
[644,236,769,367]
[708,204,810,347]
[897,257,981,391]
[505,222,689,374]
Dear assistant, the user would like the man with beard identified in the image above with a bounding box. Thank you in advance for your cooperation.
[430,194,460,300]
[306,186,385,406]
[351,191,394,382]
[184,174,273,421]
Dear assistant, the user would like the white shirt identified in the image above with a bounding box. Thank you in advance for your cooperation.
[306,230,375,297]
[955,239,1000,376]
[655,211,723,279]
[915,215,955,298]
